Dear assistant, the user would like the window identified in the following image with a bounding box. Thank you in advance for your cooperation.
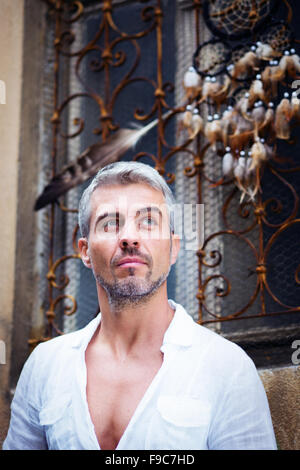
[33,0,300,368]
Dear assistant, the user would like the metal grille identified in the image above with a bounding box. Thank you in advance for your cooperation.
[32,0,300,357]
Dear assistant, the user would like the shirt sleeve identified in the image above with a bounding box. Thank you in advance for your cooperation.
[208,350,277,450]
[2,347,48,450]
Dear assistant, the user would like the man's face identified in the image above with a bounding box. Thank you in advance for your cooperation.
[79,183,179,306]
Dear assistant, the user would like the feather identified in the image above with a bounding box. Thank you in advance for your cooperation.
[249,140,267,171]
[291,93,300,121]
[231,51,259,79]
[234,153,257,203]
[228,112,253,151]
[259,103,275,133]
[188,109,204,139]
[278,52,300,78]
[274,97,292,140]
[199,77,219,103]
[220,106,237,146]
[178,105,193,135]
[233,155,247,199]
[183,66,201,99]
[245,156,255,179]
[34,116,163,211]
[204,115,223,150]
[234,156,246,180]
[235,93,250,120]
[248,77,266,108]
[251,102,266,139]
[255,43,278,60]
[261,63,283,97]
[182,105,193,128]
[199,76,230,106]
[222,148,235,178]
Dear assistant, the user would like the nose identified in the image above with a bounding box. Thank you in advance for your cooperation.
[118,220,140,250]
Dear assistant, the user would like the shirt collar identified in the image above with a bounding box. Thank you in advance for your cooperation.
[70,314,101,349]
[162,299,195,348]
[70,299,195,350]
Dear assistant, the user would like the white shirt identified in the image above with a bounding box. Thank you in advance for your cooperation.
[3,300,277,450]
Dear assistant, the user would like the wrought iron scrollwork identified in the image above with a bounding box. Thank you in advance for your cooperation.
[32,0,300,348]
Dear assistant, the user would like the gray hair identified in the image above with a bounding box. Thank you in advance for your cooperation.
[78,161,176,238]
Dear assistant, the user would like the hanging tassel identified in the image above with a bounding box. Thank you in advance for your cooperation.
[222,147,235,178]
[262,61,283,97]
[251,101,266,139]
[199,75,230,107]
[241,155,256,202]
[291,92,300,121]
[233,154,247,196]
[199,77,219,103]
[230,50,259,79]
[278,49,300,78]
[249,139,267,171]
[255,42,278,60]
[274,94,292,140]
[183,66,201,100]
[245,157,261,201]
[248,75,266,107]
[259,102,275,134]
[178,105,193,136]
[235,92,250,120]
[188,108,204,139]
[229,110,253,152]
[220,106,237,146]
[204,114,223,150]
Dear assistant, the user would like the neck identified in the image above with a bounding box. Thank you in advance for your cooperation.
[94,283,174,360]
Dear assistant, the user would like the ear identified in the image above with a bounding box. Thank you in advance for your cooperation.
[170,233,180,266]
[78,237,92,269]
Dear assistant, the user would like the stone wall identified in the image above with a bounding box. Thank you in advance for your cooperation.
[259,365,300,450]
[0,0,24,448]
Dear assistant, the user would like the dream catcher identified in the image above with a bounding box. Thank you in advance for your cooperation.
[203,0,279,39]
[179,0,300,203]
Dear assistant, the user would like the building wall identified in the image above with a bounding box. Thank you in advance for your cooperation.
[0,0,25,447]
[259,366,300,450]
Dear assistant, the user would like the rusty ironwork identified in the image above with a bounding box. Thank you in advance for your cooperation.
[33,0,191,344]
[33,0,300,346]
[192,0,300,325]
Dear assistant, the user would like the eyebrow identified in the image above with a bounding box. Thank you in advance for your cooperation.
[94,211,119,229]
[136,206,162,218]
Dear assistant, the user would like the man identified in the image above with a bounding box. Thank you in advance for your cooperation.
[3,161,277,450]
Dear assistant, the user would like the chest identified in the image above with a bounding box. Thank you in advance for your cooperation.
[85,351,163,450]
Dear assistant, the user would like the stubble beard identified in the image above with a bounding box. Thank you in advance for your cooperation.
[91,247,170,311]
[95,267,170,311]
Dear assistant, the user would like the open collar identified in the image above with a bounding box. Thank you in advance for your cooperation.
[70,299,195,350]
[162,300,195,348]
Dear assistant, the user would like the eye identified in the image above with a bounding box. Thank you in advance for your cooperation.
[103,218,119,232]
[140,216,158,229]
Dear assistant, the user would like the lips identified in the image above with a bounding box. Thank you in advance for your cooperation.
[117,257,147,267]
